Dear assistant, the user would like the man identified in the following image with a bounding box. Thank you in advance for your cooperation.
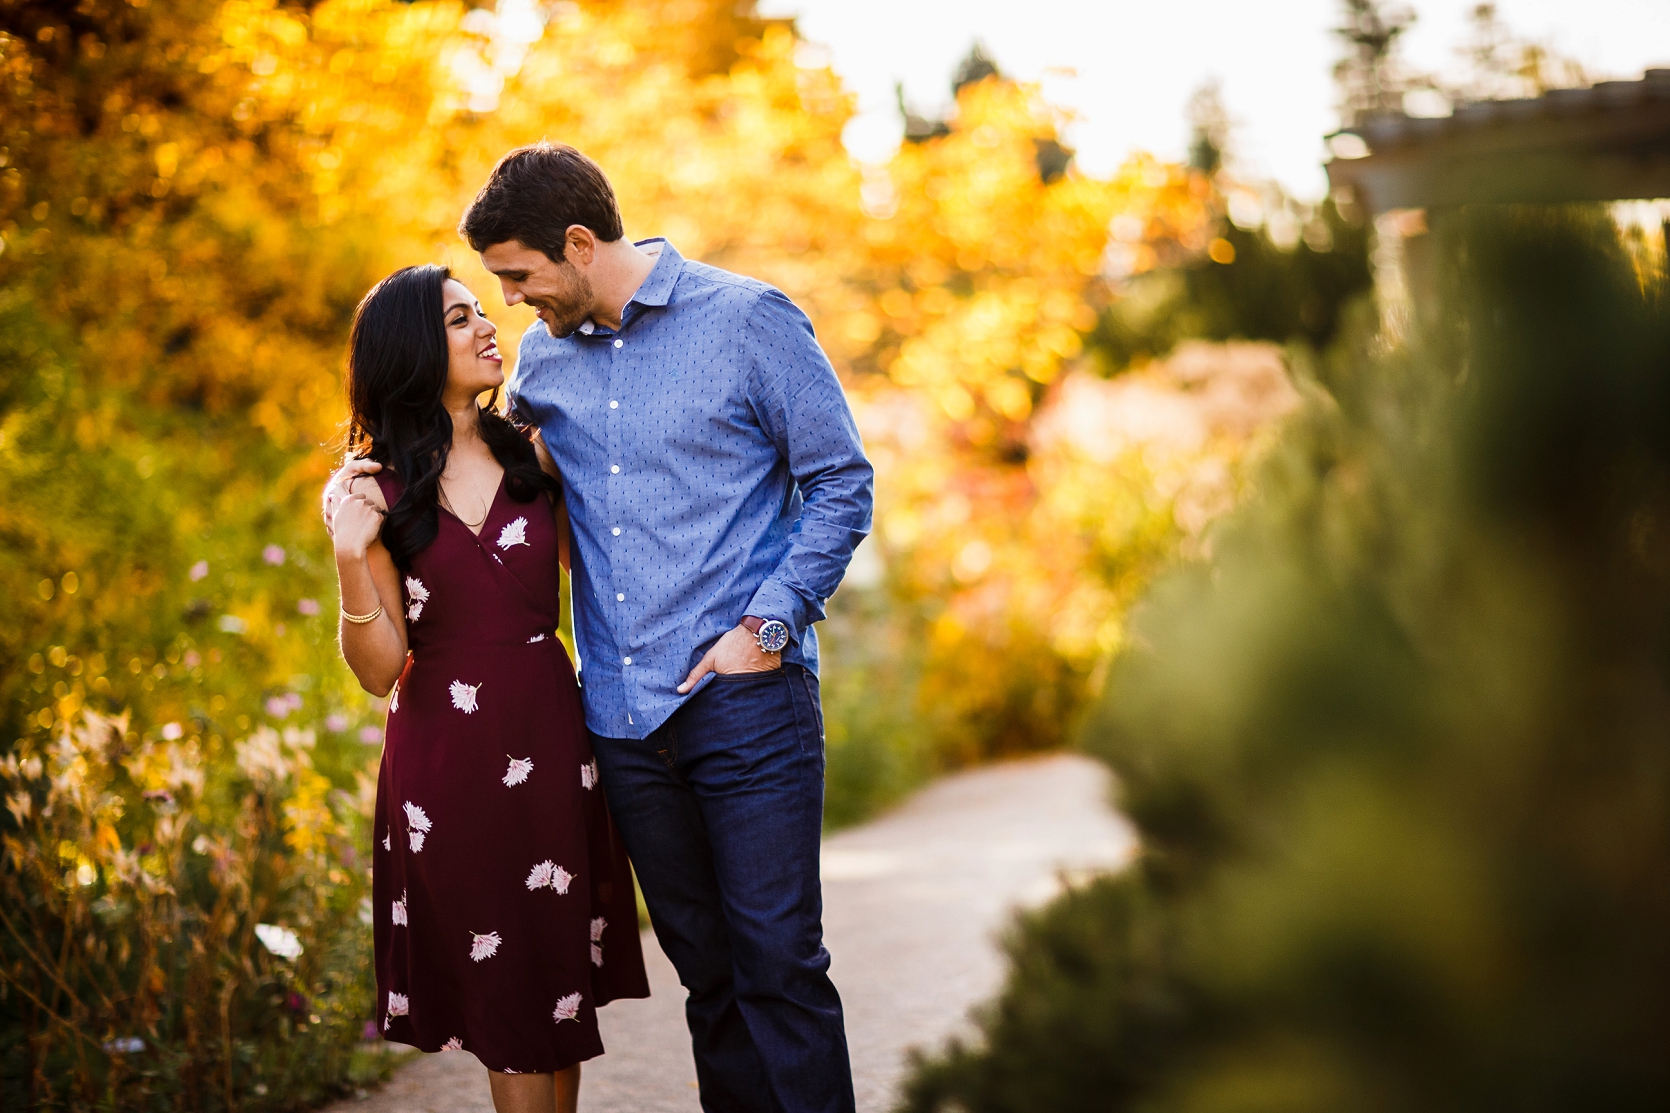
[443,142,869,1113]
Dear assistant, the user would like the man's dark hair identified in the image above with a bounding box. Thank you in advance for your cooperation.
[459,142,624,262]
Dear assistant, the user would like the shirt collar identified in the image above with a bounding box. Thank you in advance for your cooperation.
[577,238,683,336]
[628,238,683,307]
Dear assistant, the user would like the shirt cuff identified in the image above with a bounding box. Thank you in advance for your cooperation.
[745,581,806,646]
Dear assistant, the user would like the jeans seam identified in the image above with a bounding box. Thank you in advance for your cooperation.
[799,671,825,743]
[656,720,679,768]
[782,667,814,760]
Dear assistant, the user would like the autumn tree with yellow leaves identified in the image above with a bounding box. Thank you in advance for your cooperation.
[0,0,1284,1102]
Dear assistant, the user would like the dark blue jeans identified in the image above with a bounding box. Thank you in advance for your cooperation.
[589,664,855,1113]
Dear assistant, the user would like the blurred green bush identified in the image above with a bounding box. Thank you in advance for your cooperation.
[900,206,1670,1111]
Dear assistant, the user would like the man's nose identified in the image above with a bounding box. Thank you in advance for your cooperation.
[501,282,522,306]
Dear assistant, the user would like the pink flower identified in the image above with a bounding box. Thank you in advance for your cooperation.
[262,545,286,566]
[359,726,383,745]
[189,560,209,582]
[297,598,320,616]
[552,992,582,1023]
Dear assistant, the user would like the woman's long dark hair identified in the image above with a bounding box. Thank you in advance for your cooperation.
[343,264,557,570]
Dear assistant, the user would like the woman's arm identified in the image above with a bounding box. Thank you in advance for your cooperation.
[331,476,408,696]
[531,431,571,574]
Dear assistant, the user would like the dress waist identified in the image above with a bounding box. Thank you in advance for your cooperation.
[406,632,565,656]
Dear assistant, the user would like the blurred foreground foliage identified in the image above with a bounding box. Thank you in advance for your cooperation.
[900,207,1670,1110]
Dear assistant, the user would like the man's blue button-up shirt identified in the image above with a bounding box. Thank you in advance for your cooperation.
[509,240,874,739]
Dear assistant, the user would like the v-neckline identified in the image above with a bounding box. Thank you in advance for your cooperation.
[441,472,506,540]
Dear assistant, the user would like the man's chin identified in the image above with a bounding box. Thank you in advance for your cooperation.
[543,315,585,339]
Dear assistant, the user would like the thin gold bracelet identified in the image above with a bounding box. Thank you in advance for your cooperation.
[341,603,383,625]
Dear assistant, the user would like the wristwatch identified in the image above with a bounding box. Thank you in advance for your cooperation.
[741,615,790,654]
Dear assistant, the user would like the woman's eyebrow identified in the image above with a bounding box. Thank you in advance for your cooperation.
[444,301,471,316]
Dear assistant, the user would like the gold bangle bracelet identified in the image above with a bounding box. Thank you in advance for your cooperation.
[341,604,383,625]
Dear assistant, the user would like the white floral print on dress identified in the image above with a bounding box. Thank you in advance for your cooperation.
[389,681,399,714]
[404,578,428,622]
[441,1037,463,1051]
[590,917,607,942]
[391,891,408,926]
[469,931,502,962]
[449,680,481,714]
[387,991,409,1017]
[591,943,603,967]
[382,831,391,852]
[525,860,574,894]
[580,759,598,790]
[503,756,534,787]
[552,992,582,1024]
[403,802,431,853]
[497,517,529,549]
[527,633,546,643]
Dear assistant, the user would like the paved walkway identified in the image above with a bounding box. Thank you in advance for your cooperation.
[325,753,1136,1113]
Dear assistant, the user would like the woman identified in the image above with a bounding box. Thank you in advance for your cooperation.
[329,264,647,1113]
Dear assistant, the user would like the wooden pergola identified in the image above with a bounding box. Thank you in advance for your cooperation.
[1323,68,1670,329]
[1326,69,1670,214]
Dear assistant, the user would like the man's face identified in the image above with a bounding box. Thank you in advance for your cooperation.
[479,239,595,339]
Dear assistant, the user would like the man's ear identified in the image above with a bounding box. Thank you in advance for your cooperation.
[565,225,597,267]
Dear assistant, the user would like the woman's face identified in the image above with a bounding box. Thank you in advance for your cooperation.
[441,278,502,403]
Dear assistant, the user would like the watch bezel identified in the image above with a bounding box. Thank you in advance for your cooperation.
[756,619,791,654]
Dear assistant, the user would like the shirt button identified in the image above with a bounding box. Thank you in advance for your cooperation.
[610,465,620,474]
[623,656,632,665]
[609,400,619,409]
[612,527,621,536]
[616,593,625,602]
[613,339,624,349]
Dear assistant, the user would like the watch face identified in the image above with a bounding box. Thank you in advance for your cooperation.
[758,619,790,654]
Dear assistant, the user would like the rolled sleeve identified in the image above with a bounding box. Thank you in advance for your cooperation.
[744,289,875,644]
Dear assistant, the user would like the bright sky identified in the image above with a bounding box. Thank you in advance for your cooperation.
[757,0,1670,200]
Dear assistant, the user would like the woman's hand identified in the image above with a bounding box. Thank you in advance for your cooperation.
[322,458,384,536]
[332,492,385,559]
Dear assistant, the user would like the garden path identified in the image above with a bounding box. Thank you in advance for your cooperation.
[324,752,1136,1113]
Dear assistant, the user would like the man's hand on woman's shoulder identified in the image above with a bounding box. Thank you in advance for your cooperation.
[322,457,384,536]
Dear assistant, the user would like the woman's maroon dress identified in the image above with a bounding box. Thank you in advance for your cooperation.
[370,472,648,1072]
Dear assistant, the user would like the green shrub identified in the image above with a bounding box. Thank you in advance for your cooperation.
[0,298,387,1108]
[899,208,1670,1111]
